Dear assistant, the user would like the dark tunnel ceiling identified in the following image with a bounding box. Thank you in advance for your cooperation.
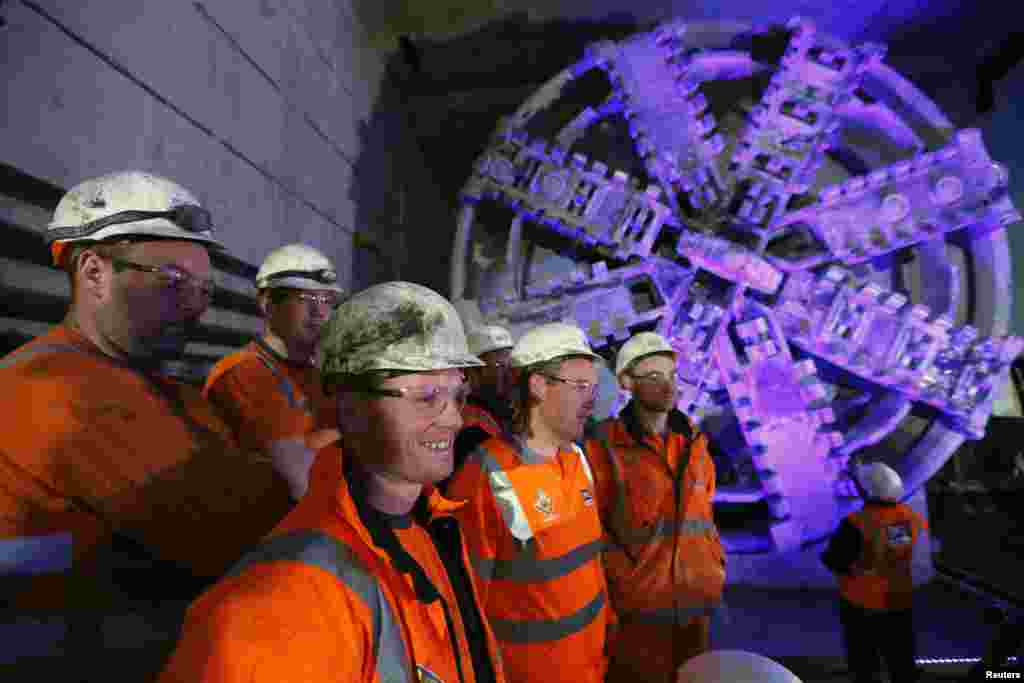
[356,0,1022,121]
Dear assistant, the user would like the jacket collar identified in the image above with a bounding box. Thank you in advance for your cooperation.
[615,399,693,447]
[467,391,512,423]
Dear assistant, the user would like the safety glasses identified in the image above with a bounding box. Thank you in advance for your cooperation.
[346,382,471,419]
[541,373,599,398]
[110,258,217,301]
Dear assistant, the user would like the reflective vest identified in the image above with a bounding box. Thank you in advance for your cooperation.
[447,436,612,683]
[838,502,926,611]
[586,414,725,623]
[460,401,503,439]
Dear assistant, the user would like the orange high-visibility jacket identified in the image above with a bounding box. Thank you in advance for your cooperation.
[445,435,613,683]
[0,325,292,609]
[838,502,927,611]
[160,454,507,683]
[204,339,336,454]
[584,404,725,680]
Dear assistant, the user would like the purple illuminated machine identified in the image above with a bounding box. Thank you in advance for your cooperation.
[449,18,1024,555]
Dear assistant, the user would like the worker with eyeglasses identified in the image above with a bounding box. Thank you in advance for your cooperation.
[444,322,614,683]
[203,243,346,501]
[584,331,726,683]
[0,171,297,678]
[161,281,507,683]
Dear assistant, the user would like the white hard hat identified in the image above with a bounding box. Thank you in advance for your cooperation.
[46,171,223,266]
[467,324,514,356]
[677,650,803,683]
[319,281,483,378]
[256,243,344,293]
[509,322,603,368]
[855,462,905,502]
[616,331,675,377]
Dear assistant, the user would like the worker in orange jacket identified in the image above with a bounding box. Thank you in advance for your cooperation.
[161,281,507,683]
[441,323,515,494]
[821,462,929,683]
[585,332,726,683]
[0,171,296,677]
[204,243,345,500]
[445,322,614,683]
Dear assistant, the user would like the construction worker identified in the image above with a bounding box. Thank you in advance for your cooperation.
[204,243,345,500]
[585,331,726,683]
[0,171,297,675]
[462,323,515,438]
[445,322,614,683]
[676,650,803,683]
[821,462,929,683]
[160,282,506,683]
[440,323,515,494]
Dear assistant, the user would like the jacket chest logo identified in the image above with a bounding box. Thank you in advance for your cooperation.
[535,489,556,520]
[581,488,594,506]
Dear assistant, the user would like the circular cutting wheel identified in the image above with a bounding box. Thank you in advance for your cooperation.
[449,17,1023,553]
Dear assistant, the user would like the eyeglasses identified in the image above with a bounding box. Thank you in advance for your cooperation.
[293,291,341,308]
[628,370,677,385]
[110,258,217,300]
[265,268,338,285]
[47,205,213,243]
[541,374,599,397]
[348,382,471,419]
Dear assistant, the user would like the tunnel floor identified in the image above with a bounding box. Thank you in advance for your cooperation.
[714,579,1013,681]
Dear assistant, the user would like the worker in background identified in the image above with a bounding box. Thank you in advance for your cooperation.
[440,322,514,494]
[204,243,344,500]
[821,462,929,683]
[0,171,298,676]
[446,322,614,683]
[676,649,803,683]
[161,282,506,683]
[585,331,726,683]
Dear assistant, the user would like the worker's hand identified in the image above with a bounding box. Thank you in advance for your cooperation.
[269,429,341,501]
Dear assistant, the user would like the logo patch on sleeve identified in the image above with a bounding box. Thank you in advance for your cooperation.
[582,488,594,506]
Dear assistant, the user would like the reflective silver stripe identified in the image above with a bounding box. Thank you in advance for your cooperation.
[227,530,412,682]
[613,518,716,546]
[623,602,722,624]
[570,443,594,486]
[0,343,81,370]
[472,538,605,583]
[474,447,534,542]
[253,352,305,412]
[0,532,73,575]
[489,590,607,644]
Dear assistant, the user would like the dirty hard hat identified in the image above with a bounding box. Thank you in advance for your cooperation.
[616,331,675,377]
[467,324,514,357]
[256,243,344,294]
[855,462,905,502]
[509,322,603,368]
[319,281,484,378]
[46,171,223,266]
[677,650,803,683]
